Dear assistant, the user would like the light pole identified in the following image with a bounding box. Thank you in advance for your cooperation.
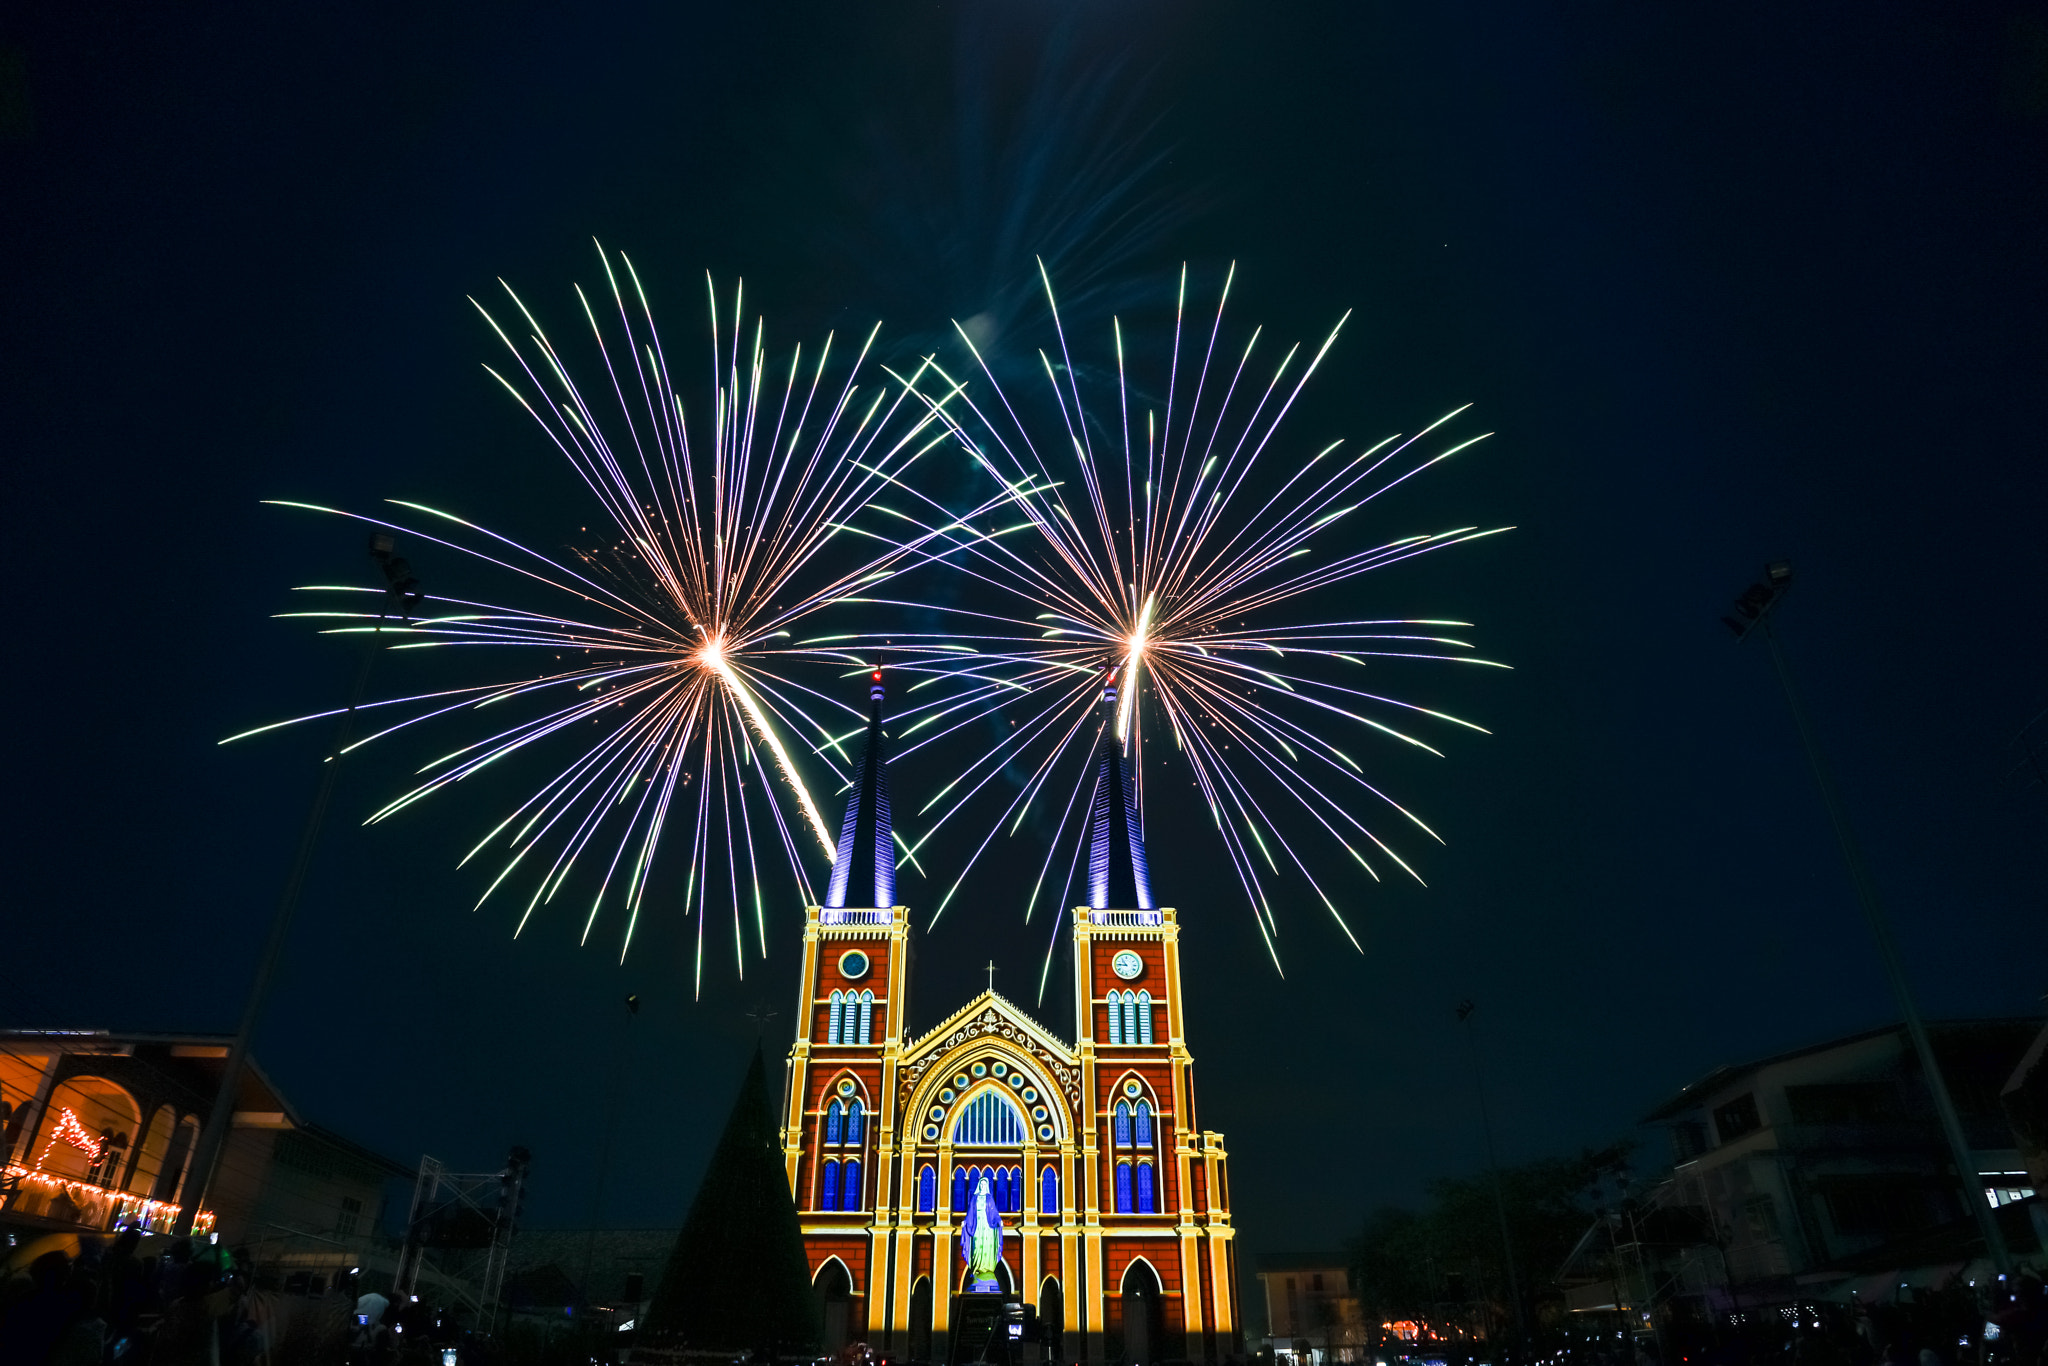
[1722,561,2011,1275]
[581,992,641,1310]
[174,536,423,1237]
[1455,1000,1528,1357]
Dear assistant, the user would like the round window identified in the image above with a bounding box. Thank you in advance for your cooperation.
[1037,1125,1055,1141]
[838,949,871,980]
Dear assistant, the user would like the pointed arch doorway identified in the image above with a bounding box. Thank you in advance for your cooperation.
[816,1259,853,1354]
[1120,1260,1162,1365]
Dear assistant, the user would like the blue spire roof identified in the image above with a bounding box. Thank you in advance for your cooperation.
[1087,673,1155,911]
[825,673,896,909]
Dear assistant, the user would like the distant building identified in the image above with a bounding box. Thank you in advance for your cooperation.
[1563,1018,2045,1324]
[1,1028,409,1289]
[1254,1256,1365,1366]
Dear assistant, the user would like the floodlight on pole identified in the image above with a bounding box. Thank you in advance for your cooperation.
[173,536,424,1236]
[1455,999,1528,1350]
[1722,560,2011,1274]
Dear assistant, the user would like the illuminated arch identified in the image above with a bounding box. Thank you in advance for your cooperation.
[950,1087,1028,1147]
[814,1254,857,1294]
[129,1105,176,1196]
[1119,1256,1163,1295]
[901,1047,1072,1147]
[155,1114,199,1202]
[34,1076,141,1185]
[824,1071,872,1109]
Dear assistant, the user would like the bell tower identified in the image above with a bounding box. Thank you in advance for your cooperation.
[783,672,912,1326]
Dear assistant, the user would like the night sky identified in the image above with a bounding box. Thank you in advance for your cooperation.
[7,0,2047,1295]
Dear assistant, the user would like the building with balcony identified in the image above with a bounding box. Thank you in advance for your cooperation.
[1,1028,409,1289]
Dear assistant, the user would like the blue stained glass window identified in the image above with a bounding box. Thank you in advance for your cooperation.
[952,1165,968,1213]
[1115,1162,1133,1214]
[1135,1101,1152,1147]
[918,1165,936,1213]
[843,1160,862,1211]
[825,1101,843,1145]
[847,1100,864,1144]
[1114,1102,1132,1147]
[1040,1165,1059,1214]
[1136,1162,1156,1214]
[994,1166,1011,1212]
[951,1089,1028,1146]
[1010,1166,1025,1213]
[822,1160,841,1211]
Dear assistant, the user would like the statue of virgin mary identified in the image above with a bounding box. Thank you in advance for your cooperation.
[959,1172,1004,1292]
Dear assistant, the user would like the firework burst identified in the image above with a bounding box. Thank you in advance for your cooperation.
[843,262,1511,988]
[231,247,966,991]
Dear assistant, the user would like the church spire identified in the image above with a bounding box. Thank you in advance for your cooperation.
[1087,669,1155,911]
[825,671,896,909]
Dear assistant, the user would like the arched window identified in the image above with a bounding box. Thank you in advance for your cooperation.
[1011,1166,1026,1213]
[1106,994,1123,1046]
[1123,992,1140,1047]
[842,1159,863,1211]
[825,1100,844,1145]
[1114,1101,1132,1147]
[1136,1163,1156,1214]
[846,1100,864,1144]
[1040,1165,1059,1215]
[1134,1101,1153,1148]
[994,1166,1011,1212]
[822,1159,841,1211]
[859,990,874,1045]
[829,990,845,1044]
[951,1090,1028,1147]
[918,1165,937,1213]
[1137,990,1154,1044]
[1115,1161,1133,1214]
[952,1165,968,1214]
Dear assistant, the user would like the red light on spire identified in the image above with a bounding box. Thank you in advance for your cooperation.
[871,670,882,682]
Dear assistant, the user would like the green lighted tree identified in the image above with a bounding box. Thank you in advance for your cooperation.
[645,1045,821,1353]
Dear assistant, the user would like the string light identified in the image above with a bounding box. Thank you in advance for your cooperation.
[2,1164,212,1232]
[14,1108,214,1234]
[36,1107,106,1170]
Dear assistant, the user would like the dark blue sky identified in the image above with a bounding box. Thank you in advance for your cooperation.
[5,0,2046,1271]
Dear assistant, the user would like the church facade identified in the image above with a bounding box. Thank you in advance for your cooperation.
[779,674,1240,1363]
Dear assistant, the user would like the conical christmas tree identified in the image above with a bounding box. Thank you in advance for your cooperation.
[644,1044,821,1354]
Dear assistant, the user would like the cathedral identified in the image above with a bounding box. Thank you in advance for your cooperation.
[779,672,1240,1364]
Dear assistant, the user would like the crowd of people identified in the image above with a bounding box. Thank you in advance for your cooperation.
[0,1230,462,1366]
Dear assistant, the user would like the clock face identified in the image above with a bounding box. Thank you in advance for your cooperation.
[1111,950,1144,981]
